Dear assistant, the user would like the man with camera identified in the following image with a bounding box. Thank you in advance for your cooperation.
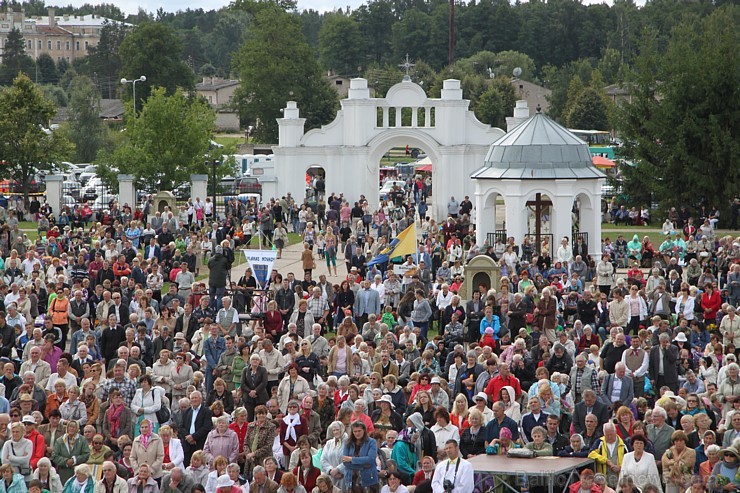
[431,440,474,493]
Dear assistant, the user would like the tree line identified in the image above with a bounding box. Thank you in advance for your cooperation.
[0,0,735,213]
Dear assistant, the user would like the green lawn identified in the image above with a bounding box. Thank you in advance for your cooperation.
[213,136,245,148]
[600,223,733,248]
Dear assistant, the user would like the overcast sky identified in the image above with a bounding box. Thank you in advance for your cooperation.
[90,0,644,17]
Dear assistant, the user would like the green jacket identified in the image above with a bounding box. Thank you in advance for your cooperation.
[51,435,90,483]
[391,440,417,482]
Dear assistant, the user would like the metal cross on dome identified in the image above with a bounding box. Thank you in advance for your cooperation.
[399,54,415,75]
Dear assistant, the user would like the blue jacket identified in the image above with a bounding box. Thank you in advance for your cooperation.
[0,473,27,493]
[521,411,549,442]
[204,336,225,369]
[479,315,501,337]
[342,437,379,489]
[144,245,162,262]
[485,415,520,443]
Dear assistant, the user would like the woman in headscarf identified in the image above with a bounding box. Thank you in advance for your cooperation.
[280,400,308,466]
[391,425,417,486]
[129,419,164,482]
[51,421,89,483]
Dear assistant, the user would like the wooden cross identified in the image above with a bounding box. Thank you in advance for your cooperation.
[526,192,553,251]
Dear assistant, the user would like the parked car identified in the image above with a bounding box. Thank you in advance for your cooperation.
[92,193,118,212]
[174,183,191,200]
[82,177,107,200]
[236,176,262,195]
[62,194,76,208]
[78,165,97,185]
[62,178,81,199]
[379,179,407,196]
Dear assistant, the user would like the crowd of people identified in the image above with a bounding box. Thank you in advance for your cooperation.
[0,186,736,493]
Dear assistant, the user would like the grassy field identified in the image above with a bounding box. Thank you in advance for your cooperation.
[379,147,416,167]
[600,225,668,246]
[600,223,734,247]
[213,136,245,148]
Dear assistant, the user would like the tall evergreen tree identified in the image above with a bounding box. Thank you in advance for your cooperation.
[615,6,739,213]
[233,7,337,143]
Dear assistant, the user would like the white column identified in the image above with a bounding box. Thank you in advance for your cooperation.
[45,175,63,215]
[475,191,497,247]
[191,174,208,203]
[551,194,574,247]
[587,190,604,257]
[382,107,389,127]
[118,174,135,210]
[505,195,526,245]
[425,107,431,127]
[411,107,418,127]
[395,107,402,127]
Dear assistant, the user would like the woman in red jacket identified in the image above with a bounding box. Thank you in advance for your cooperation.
[700,283,722,324]
[23,416,46,469]
[293,449,320,492]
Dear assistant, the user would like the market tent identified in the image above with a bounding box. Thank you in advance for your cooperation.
[414,156,432,171]
[591,155,616,168]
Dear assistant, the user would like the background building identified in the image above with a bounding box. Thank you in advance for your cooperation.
[0,8,125,63]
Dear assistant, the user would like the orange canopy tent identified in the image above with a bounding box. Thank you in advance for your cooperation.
[592,155,616,168]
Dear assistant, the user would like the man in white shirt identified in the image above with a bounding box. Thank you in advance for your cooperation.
[21,252,41,277]
[45,358,77,392]
[431,440,474,493]
[436,284,453,313]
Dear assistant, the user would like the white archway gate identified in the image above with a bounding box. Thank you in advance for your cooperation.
[268,77,505,220]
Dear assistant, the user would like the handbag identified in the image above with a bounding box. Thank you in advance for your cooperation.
[156,406,171,424]
[507,448,535,458]
[151,389,170,424]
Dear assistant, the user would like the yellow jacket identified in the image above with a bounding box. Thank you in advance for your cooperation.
[588,436,627,476]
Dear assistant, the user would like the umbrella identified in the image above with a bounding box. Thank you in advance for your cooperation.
[592,155,616,168]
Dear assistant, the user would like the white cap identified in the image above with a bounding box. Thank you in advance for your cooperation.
[475,392,488,402]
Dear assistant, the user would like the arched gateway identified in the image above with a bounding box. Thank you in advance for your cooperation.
[268,77,505,220]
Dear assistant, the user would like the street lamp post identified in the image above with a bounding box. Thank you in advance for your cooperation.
[120,75,147,116]
[206,159,220,220]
